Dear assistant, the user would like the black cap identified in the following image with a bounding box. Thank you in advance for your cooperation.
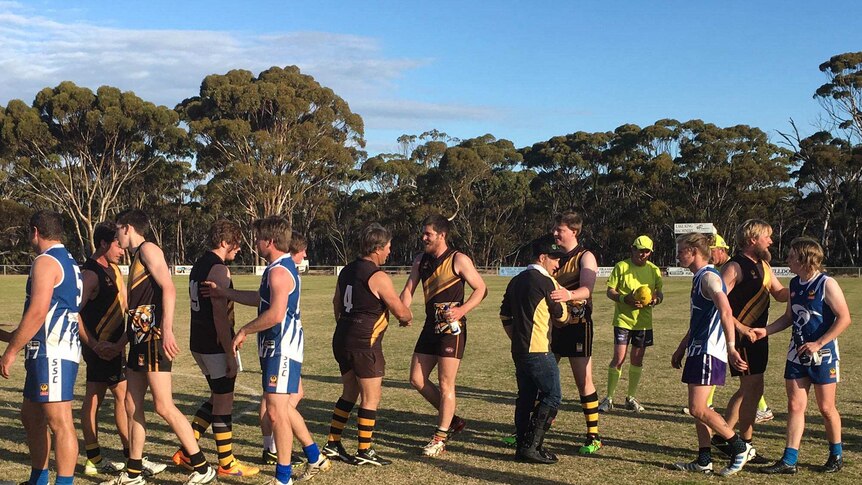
[532,235,567,259]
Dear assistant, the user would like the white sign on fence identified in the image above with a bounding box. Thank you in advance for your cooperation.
[772,267,793,277]
[597,267,613,278]
[255,265,267,276]
[673,223,716,234]
[174,265,193,275]
[118,265,129,275]
[667,266,694,277]
[499,267,526,277]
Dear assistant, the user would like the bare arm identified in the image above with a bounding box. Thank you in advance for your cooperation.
[371,271,413,323]
[240,267,292,336]
[333,284,342,322]
[398,255,422,325]
[447,252,487,322]
[551,251,597,302]
[80,269,99,312]
[804,278,851,352]
[207,264,235,355]
[1,256,61,377]
[203,281,260,307]
[703,271,747,371]
[139,242,178,359]
[768,269,789,302]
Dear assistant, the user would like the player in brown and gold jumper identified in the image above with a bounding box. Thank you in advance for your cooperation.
[323,223,413,466]
[81,222,132,476]
[548,211,602,455]
[712,219,788,464]
[400,214,488,457]
[100,210,215,485]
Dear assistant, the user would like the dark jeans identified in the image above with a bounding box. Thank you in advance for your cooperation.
[513,352,561,440]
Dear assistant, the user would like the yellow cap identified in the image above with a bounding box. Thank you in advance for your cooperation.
[711,234,730,250]
[632,235,654,251]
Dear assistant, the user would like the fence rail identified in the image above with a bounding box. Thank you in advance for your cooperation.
[1,265,862,277]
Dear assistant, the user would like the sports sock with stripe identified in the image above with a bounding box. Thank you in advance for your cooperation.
[192,401,214,441]
[327,398,355,443]
[213,414,235,468]
[189,450,211,473]
[580,392,599,437]
[357,407,377,451]
[86,442,102,464]
[126,458,143,479]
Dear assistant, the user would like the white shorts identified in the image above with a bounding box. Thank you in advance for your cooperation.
[192,351,230,380]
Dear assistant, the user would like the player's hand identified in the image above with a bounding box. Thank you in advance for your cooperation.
[551,288,572,302]
[445,306,466,324]
[162,329,179,361]
[742,328,758,342]
[623,293,644,309]
[798,341,823,358]
[0,328,12,343]
[232,328,247,353]
[750,328,768,342]
[650,295,662,306]
[200,280,225,299]
[225,354,238,378]
[0,351,16,378]
[729,348,748,372]
[671,347,685,369]
[398,319,412,327]
[94,340,116,360]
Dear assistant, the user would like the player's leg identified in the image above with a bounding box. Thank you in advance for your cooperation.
[82,381,109,469]
[736,373,763,441]
[264,392,296,484]
[21,399,50,485]
[814,380,842,472]
[42,400,78,480]
[409,352,440,409]
[688,384,751,476]
[601,333,628,411]
[761,377,809,474]
[516,353,561,464]
[124,369,148,479]
[323,371,360,463]
[148,371,214,480]
[287,389,332,481]
[110,380,131,456]
[673,384,716,473]
[571,356,601,454]
[211,376,258,476]
[355,376,389,465]
[626,338,647,412]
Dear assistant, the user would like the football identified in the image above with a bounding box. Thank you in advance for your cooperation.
[634,285,652,306]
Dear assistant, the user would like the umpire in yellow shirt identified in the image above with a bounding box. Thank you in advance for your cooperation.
[501,236,569,464]
[598,235,664,413]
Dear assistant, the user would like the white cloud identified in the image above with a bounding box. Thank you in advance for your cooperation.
[0,3,499,143]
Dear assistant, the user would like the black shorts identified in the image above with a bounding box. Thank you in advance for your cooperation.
[334,347,386,379]
[550,318,594,357]
[127,339,172,373]
[83,347,126,386]
[413,324,467,359]
[731,334,768,377]
[613,327,654,348]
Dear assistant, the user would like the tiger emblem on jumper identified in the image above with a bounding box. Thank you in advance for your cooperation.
[128,304,160,344]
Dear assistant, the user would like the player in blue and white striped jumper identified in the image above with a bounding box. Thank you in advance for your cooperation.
[0,211,85,485]
[670,232,752,477]
[753,237,850,475]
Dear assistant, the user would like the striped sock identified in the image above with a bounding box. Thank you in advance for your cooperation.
[327,398,355,443]
[580,392,599,437]
[86,442,102,464]
[126,458,143,479]
[357,408,377,451]
[189,450,210,473]
[434,426,448,441]
[213,414,235,468]
[192,401,214,441]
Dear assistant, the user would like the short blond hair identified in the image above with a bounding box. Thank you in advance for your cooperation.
[676,232,710,259]
[789,237,824,273]
[735,219,772,250]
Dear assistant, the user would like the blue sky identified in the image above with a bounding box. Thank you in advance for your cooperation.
[1,1,860,155]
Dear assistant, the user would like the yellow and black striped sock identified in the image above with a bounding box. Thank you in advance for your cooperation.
[434,427,448,441]
[357,408,377,451]
[192,401,214,441]
[85,443,102,464]
[213,415,235,468]
[327,398,355,443]
[581,392,600,438]
[126,458,143,479]
[189,450,210,473]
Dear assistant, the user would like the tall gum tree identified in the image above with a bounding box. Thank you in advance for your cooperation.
[0,82,186,257]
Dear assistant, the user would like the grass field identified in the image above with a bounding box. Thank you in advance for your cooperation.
[0,274,860,484]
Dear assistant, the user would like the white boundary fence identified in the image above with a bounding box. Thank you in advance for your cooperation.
[1,264,862,277]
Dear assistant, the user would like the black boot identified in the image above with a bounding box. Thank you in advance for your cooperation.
[516,404,558,464]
